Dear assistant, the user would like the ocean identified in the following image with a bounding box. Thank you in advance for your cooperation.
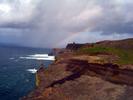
[0,45,53,100]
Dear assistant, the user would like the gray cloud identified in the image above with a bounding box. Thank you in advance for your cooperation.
[0,0,133,47]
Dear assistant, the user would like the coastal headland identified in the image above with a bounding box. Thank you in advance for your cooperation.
[22,38,133,100]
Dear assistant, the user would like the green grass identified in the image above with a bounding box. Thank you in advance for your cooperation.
[77,46,133,65]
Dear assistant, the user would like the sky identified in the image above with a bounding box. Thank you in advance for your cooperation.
[0,0,133,48]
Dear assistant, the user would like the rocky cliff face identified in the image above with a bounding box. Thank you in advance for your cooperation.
[22,38,133,100]
[22,54,133,100]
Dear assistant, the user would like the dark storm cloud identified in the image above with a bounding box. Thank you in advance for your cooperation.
[91,0,133,34]
[96,22,133,34]
[0,22,34,29]
[0,0,133,47]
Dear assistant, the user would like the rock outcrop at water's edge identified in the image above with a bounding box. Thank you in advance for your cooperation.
[22,38,133,100]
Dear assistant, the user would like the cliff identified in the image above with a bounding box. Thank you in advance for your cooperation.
[66,43,93,50]
[22,38,133,100]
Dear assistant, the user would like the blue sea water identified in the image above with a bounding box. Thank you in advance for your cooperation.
[0,45,53,100]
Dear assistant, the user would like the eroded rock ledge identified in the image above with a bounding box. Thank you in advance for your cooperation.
[22,58,133,100]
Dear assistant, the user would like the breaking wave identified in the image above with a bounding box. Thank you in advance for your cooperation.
[27,68,37,74]
[19,54,55,61]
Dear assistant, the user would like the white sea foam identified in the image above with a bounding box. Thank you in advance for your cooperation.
[27,68,37,74]
[19,54,55,61]
[29,54,49,57]
[9,57,15,60]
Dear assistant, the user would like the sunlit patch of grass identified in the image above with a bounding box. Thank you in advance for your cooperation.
[76,46,133,65]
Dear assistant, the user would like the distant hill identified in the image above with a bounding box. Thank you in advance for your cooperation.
[66,43,93,50]
[66,38,133,50]
[95,38,133,50]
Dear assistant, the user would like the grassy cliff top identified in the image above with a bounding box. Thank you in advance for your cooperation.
[77,46,133,65]
[73,38,133,65]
